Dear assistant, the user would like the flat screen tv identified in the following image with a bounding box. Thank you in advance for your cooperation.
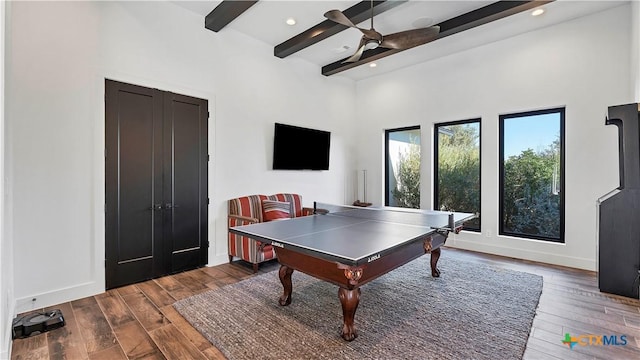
[273,123,331,170]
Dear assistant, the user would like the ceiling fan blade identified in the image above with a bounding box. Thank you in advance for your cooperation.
[342,45,366,63]
[342,37,367,63]
[325,9,383,42]
[324,10,357,28]
[380,26,441,49]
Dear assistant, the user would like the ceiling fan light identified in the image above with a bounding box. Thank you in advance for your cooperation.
[364,39,379,50]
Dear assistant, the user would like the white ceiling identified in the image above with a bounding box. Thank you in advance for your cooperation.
[172,0,627,80]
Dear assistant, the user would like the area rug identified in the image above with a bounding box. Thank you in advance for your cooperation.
[174,254,543,359]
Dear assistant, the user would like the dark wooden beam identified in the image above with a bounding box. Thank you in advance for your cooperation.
[322,0,554,76]
[274,0,407,59]
[205,0,259,32]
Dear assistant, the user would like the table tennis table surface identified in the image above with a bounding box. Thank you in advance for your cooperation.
[230,203,475,267]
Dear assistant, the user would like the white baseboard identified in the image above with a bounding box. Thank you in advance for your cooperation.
[14,281,104,315]
[448,239,596,271]
[208,253,231,267]
[1,295,15,360]
[1,281,14,360]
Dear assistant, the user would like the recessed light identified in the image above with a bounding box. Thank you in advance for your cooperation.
[286,18,296,26]
[369,63,377,68]
[531,8,545,16]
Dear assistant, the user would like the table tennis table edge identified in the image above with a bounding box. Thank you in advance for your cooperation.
[229,214,472,267]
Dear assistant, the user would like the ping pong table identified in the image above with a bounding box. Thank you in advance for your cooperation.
[229,202,475,341]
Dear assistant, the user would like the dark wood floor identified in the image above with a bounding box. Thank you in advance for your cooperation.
[10,248,640,359]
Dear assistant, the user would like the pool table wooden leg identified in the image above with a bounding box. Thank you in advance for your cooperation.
[278,265,294,306]
[430,247,441,278]
[338,287,361,341]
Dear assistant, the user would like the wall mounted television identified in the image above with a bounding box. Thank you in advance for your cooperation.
[273,123,331,170]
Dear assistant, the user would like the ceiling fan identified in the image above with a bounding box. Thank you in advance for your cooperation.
[324,0,440,63]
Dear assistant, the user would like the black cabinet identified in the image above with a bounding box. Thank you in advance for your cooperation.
[598,103,640,299]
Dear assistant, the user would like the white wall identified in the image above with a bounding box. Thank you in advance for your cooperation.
[355,5,632,271]
[5,0,356,315]
[633,1,640,101]
[0,1,13,358]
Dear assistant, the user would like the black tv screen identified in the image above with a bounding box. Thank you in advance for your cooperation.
[273,123,330,170]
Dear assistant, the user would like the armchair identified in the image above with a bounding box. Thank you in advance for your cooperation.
[228,193,311,272]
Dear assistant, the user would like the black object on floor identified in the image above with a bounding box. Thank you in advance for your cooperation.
[12,309,65,339]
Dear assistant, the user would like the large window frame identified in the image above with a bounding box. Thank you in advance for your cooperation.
[434,118,481,232]
[499,107,565,243]
[385,126,421,208]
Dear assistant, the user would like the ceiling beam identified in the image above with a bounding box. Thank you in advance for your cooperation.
[205,0,259,33]
[274,0,408,59]
[322,0,554,76]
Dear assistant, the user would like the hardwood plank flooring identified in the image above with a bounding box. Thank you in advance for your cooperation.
[46,303,88,360]
[10,248,640,359]
[69,297,117,354]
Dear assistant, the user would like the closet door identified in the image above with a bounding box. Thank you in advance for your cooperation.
[105,80,208,289]
[162,92,208,273]
[105,80,165,289]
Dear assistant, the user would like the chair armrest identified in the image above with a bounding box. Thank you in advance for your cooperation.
[228,214,262,246]
[228,214,259,226]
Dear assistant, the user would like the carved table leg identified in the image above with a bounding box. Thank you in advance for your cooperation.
[278,265,294,306]
[430,247,441,278]
[338,287,361,341]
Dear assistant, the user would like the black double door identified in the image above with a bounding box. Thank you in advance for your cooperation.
[105,79,208,289]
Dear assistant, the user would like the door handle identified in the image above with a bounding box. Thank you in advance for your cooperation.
[165,203,180,209]
[149,204,163,211]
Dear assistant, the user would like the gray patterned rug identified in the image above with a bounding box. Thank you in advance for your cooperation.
[174,253,542,359]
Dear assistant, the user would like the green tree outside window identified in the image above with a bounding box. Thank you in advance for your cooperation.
[436,122,480,231]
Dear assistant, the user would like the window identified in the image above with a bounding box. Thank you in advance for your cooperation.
[434,119,481,231]
[499,108,565,242]
[385,126,420,208]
